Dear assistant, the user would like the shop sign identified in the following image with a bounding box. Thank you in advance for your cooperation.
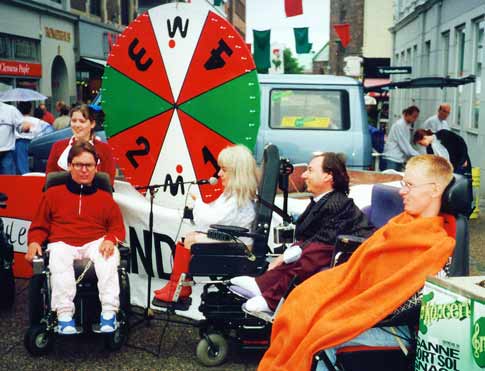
[44,27,71,42]
[0,60,42,77]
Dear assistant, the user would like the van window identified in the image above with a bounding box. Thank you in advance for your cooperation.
[269,89,350,130]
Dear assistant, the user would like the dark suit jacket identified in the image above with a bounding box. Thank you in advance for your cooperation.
[295,191,374,245]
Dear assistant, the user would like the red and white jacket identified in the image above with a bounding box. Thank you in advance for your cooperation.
[28,176,125,247]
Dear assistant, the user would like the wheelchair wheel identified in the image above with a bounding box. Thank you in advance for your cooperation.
[196,333,229,367]
[24,324,54,356]
[119,269,131,315]
[105,311,129,351]
[0,267,15,310]
[28,274,48,325]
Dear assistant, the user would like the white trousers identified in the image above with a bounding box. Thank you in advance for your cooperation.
[48,237,120,316]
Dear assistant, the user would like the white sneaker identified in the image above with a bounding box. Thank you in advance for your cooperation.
[100,312,117,333]
[245,295,271,313]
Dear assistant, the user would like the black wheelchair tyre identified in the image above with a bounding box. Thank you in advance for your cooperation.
[24,324,54,356]
[0,267,15,310]
[28,274,48,325]
[196,333,229,367]
[105,310,129,351]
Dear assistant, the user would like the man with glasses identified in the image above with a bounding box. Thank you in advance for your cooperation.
[25,141,125,335]
[422,103,451,132]
[258,155,456,371]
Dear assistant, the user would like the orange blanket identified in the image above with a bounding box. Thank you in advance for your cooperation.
[258,212,456,371]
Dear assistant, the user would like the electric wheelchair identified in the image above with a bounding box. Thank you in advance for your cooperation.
[311,173,471,371]
[151,144,293,366]
[24,172,131,356]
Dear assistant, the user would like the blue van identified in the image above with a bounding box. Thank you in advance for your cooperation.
[255,74,372,168]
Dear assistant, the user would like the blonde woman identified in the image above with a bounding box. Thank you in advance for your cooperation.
[154,144,259,303]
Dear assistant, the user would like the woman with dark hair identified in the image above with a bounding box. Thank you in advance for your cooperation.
[229,152,373,314]
[46,104,116,184]
[413,128,471,175]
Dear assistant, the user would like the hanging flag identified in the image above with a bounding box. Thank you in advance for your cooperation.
[253,30,271,72]
[294,27,312,54]
[285,0,303,17]
[213,0,222,5]
[334,23,351,48]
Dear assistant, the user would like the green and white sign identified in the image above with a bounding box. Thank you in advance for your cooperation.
[415,276,485,371]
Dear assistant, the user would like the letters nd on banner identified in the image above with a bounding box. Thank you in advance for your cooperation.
[415,277,485,371]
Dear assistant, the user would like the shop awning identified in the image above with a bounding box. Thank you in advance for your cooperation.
[79,57,107,71]
[363,78,391,88]
[364,74,476,93]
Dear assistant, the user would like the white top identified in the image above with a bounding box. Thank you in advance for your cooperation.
[15,116,50,140]
[0,102,23,151]
[193,193,255,232]
[423,114,449,132]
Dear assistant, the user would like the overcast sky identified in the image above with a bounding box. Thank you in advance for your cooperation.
[245,0,330,64]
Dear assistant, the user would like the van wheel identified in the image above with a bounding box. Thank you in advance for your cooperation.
[24,324,54,356]
[196,333,228,367]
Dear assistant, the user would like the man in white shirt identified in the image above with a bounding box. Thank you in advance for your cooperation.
[382,105,421,171]
[422,103,451,132]
[0,101,28,174]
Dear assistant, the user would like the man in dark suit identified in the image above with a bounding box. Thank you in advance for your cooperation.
[230,152,374,313]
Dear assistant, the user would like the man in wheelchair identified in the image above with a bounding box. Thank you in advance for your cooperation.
[230,152,374,315]
[25,142,125,335]
[258,155,457,371]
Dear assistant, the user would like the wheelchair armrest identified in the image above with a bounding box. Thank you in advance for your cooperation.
[331,235,366,267]
[118,242,130,257]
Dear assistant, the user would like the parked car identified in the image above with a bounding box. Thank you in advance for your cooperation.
[29,74,373,172]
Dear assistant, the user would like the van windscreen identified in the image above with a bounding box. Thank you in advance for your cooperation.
[269,89,350,130]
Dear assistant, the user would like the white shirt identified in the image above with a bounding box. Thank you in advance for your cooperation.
[15,116,50,140]
[423,114,449,132]
[0,102,23,151]
[193,193,255,232]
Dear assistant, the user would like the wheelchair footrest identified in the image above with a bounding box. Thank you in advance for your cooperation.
[91,324,119,334]
[151,297,192,311]
[56,326,83,335]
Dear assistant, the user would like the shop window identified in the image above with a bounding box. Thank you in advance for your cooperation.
[0,78,13,93]
[71,0,86,12]
[472,18,484,130]
[14,37,38,61]
[16,79,38,90]
[0,35,12,58]
[270,89,350,131]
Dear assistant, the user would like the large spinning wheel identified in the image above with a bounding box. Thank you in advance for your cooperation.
[102,2,260,209]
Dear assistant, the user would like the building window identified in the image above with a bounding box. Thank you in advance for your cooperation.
[455,25,466,126]
[270,89,350,131]
[14,38,38,60]
[0,35,12,58]
[235,0,245,22]
[71,0,86,11]
[456,25,466,77]
[90,0,102,17]
[442,31,450,102]
[423,41,431,76]
[472,18,484,130]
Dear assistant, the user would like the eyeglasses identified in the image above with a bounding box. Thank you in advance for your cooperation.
[400,180,435,190]
[71,162,96,170]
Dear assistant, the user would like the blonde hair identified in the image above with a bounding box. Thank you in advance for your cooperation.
[406,155,453,191]
[218,144,259,208]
